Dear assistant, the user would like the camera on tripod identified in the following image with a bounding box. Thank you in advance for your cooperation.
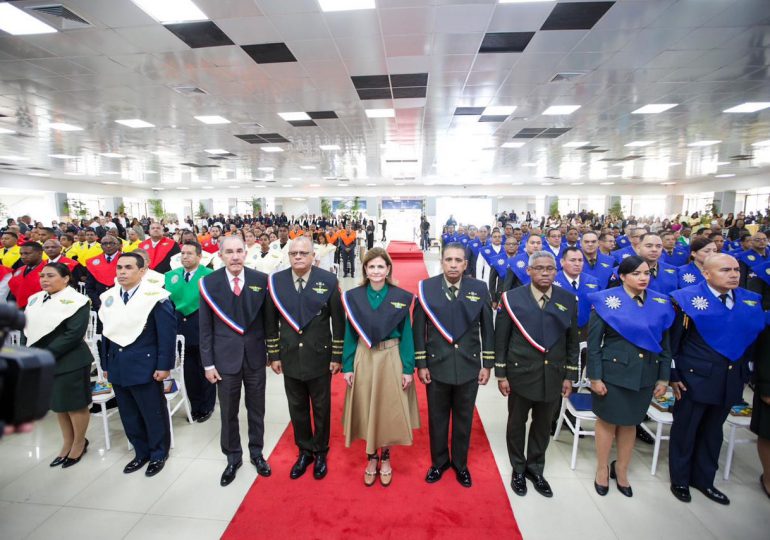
[0,303,55,435]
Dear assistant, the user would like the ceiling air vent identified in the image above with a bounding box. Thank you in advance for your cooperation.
[29,4,91,29]
[550,72,586,83]
[170,85,209,96]
[729,154,753,161]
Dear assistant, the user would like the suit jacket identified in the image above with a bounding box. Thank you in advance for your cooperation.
[494,285,579,401]
[28,303,94,376]
[265,267,345,381]
[101,299,176,387]
[198,267,272,375]
[413,275,495,385]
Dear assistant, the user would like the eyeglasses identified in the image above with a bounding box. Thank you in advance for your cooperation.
[288,251,311,257]
[530,265,557,273]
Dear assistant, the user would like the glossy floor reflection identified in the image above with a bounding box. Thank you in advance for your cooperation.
[1,251,768,539]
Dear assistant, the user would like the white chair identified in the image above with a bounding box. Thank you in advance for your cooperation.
[7,330,21,345]
[640,404,673,475]
[78,282,86,294]
[723,415,755,480]
[90,336,118,450]
[163,335,194,448]
[553,392,597,469]
[85,310,98,343]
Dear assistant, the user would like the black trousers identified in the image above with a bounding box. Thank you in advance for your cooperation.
[669,394,731,488]
[341,246,355,276]
[183,346,216,415]
[426,378,479,470]
[217,356,266,465]
[113,380,170,461]
[506,391,559,475]
[284,373,332,455]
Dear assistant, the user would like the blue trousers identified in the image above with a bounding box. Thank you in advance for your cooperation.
[113,380,170,461]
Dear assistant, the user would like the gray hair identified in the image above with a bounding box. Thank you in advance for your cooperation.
[219,235,245,253]
[528,250,556,267]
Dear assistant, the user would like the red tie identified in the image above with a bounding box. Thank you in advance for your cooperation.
[233,276,241,296]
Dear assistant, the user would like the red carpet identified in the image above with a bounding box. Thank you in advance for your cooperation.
[223,242,522,540]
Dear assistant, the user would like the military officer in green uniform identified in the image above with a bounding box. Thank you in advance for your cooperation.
[266,236,345,480]
[164,241,215,422]
[413,242,495,488]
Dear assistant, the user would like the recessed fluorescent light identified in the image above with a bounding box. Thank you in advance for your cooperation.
[318,0,375,12]
[632,104,678,114]
[49,122,83,132]
[624,140,655,147]
[116,119,154,128]
[202,186,215,189]
[0,4,57,35]
[49,154,77,159]
[0,155,28,161]
[102,181,119,185]
[501,142,526,148]
[176,186,190,190]
[320,145,340,151]
[281,184,293,188]
[204,148,229,155]
[28,172,50,177]
[661,182,676,185]
[300,165,316,170]
[308,183,321,187]
[607,174,622,178]
[365,108,395,118]
[483,106,517,116]
[752,139,770,147]
[688,140,721,147]
[152,150,174,156]
[611,163,626,168]
[228,186,239,189]
[142,170,158,174]
[278,112,311,121]
[600,182,615,185]
[723,102,770,113]
[131,0,209,24]
[64,172,82,176]
[563,141,589,147]
[102,171,121,175]
[366,183,377,186]
[570,182,584,185]
[542,105,580,115]
[258,167,274,171]
[715,173,735,178]
[499,0,554,3]
[0,128,15,134]
[194,115,230,125]
[541,182,555,186]
[261,147,284,153]
[668,162,682,166]
[717,161,731,166]
[522,163,539,167]
[152,187,165,191]
[99,152,124,158]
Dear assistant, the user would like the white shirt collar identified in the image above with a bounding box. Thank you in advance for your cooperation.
[226,268,243,285]
[121,283,141,298]
[564,273,580,287]
[706,284,733,306]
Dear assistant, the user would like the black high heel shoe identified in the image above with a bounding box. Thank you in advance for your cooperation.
[610,460,633,497]
[50,456,67,467]
[62,438,89,469]
[594,466,609,496]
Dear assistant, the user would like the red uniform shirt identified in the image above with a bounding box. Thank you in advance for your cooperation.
[86,253,120,286]
[140,238,176,269]
[8,261,45,308]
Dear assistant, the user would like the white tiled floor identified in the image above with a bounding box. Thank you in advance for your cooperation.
[1,250,768,539]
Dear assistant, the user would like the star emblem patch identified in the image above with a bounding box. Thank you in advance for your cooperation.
[682,273,696,284]
[516,261,525,268]
[691,296,709,310]
[605,296,621,309]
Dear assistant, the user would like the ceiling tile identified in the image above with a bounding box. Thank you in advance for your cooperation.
[379,7,436,35]
[392,87,427,99]
[435,4,496,34]
[216,17,282,45]
[390,73,429,88]
[307,111,338,119]
[541,2,616,31]
[351,75,391,89]
[241,43,297,64]
[383,34,432,58]
[271,13,332,41]
[479,33,536,54]
[432,33,484,55]
[487,3,554,33]
[357,88,393,100]
[163,21,235,49]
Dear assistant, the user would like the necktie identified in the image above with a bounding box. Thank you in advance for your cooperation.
[719,293,729,306]
[122,291,129,304]
[233,276,241,296]
[43,293,51,303]
[634,295,644,306]
[449,285,458,300]
[297,277,305,292]
[106,255,111,263]
[540,294,549,310]
[588,259,596,267]
[571,280,578,290]
[184,272,191,283]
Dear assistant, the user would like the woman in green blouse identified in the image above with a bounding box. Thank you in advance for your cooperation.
[341,247,420,487]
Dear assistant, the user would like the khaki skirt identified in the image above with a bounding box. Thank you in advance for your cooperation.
[343,339,420,454]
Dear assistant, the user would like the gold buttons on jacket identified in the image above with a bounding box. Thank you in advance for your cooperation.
[299,343,304,348]
[454,344,459,349]
[299,330,303,335]
[728,365,733,370]
[612,358,617,362]
[638,353,644,358]
[544,360,549,365]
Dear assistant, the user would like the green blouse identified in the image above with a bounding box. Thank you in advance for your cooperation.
[341,283,415,374]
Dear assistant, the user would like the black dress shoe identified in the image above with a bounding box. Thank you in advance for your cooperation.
[191,412,201,422]
[290,453,314,479]
[196,410,214,423]
[511,472,527,496]
[124,457,150,474]
[636,425,654,445]
[594,466,610,496]
[670,484,692,502]
[525,471,553,498]
[313,453,328,480]
[62,439,89,469]
[145,459,166,477]
[610,461,632,497]
[50,456,67,467]
[251,455,272,477]
[425,462,451,484]
[221,462,242,486]
[695,485,730,505]
[455,467,472,488]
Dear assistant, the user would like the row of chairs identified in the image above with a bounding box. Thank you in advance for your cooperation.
[553,379,755,480]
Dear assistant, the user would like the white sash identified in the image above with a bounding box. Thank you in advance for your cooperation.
[24,288,89,346]
[143,269,166,289]
[170,251,214,270]
[99,285,170,347]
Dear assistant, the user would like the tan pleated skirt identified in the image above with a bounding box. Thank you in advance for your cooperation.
[343,339,421,454]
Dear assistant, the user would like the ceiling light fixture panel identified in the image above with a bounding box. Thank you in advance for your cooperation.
[116,119,154,128]
[319,0,375,12]
[482,106,517,116]
[49,122,83,132]
[261,147,284,153]
[632,104,678,114]
[278,112,311,121]
[542,105,580,115]
[723,102,770,113]
[501,142,526,148]
[194,115,230,124]
[0,4,57,35]
[320,144,340,151]
[688,140,721,147]
[365,109,395,118]
[624,141,655,147]
[131,0,208,24]
[564,141,590,147]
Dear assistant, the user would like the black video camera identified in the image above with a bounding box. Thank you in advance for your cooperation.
[0,304,55,434]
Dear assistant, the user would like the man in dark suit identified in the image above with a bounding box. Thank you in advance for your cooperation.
[199,236,273,486]
[266,237,345,480]
[495,250,579,497]
[414,243,494,487]
[99,252,176,477]
[669,254,766,505]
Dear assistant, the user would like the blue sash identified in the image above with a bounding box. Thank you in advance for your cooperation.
[507,253,531,286]
[441,233,458,245]
[737,249,769,268]
[615,235,630,249]
[553,271,600,327]
[753,260,770,286]
[588,288,675,354]
[457,234,470,246]
[671,282,765,361]
[649,262,679,295]
[677,262,704,289]
[480,246,508,278]
[612,245,636,265]
[583,252,615,289]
